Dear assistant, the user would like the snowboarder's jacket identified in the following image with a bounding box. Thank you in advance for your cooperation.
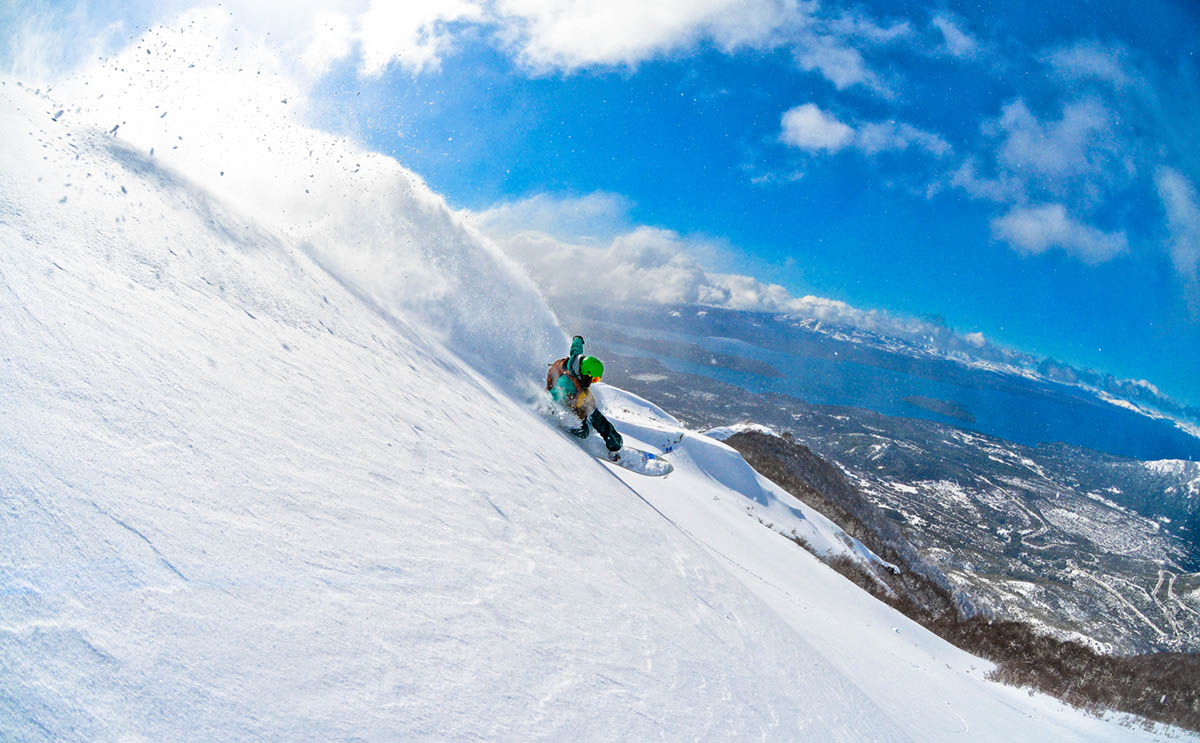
[547,335,595,418]
[547,336,623,452]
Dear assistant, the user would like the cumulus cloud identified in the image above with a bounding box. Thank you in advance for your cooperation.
[488,2,929,102]
[295,0,910,100]
[780,103,854,152]
[780,104,949,158]
[472,192,999,361]
[360,0,483,74]
[995,98,1118,183]
[792,34,892,96]
[493,0,903,100]
[298,0,483,76]
[990,204,1127,263]
[948,157,1022,202]
[857,120,951,157]
[1044,40,1130,87]
[787,8,917,97]
[491,0,798,72]
[951,96,1134,264]
[1156,167,1200,294]
[931,14,977,58]
[472,192,801,311]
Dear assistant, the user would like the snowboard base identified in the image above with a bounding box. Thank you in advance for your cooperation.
[599,447,673,477]
[575,434,673,477]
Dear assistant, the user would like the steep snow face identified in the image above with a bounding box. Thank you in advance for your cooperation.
[2,77,880,740]
[0,15,1191,742]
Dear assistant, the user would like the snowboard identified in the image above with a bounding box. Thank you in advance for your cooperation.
[539,400,673,476]
[597,446,673,477]
[576,434,673,477]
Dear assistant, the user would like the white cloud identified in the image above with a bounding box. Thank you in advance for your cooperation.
[493,1,911,99]
[995,98,1117,182]
[948,158,1022,202]
[296,0,484,76]
[359,0,483,75]
[56,0,911,100]
[470,191,634,242]
[471,193,796,311]
[857,120,950,157]
[474,192,1002,359]
[488,225,717,306]
[780,103,854,152]
[1128,378,1161,396]
[792,34,889,95]
[1156,167,1200,291]
[826,12,912,45]
[749,169,806,186]
[990,204,1127,263]
[7,0,915,96]
[789,10,916,97]
[780,105,949,158]
[492,0,799,72]
[951,96,1137,267]
[931,14,977,58]
[301,12,355,74]
[1044,40,1130,87]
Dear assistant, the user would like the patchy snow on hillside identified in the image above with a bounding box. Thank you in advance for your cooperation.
[0,12,1192,742]
[703,421,780,441]
[1146,460,1200,497]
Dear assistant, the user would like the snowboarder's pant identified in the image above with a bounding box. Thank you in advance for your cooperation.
[569,409,624,452]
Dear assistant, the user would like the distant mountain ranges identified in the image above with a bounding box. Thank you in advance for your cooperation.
[567,306,1200,655]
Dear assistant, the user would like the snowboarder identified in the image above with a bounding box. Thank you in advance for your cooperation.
[547,335,624,458]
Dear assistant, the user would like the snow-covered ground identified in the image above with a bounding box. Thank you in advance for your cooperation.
[1146,460,1200,497]
[1,13,1192,741]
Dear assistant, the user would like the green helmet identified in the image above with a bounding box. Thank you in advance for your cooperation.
[579,355,604,381]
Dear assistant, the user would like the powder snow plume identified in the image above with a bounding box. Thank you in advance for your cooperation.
[5,7,562,393]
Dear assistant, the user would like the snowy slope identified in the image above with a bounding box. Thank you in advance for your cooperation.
[1145,459,1200,498]
[1,15,1191,742]
[0,75,848,740]
[597,393,896,574]
[600,400,1180,741]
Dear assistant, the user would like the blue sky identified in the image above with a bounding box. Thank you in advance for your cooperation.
[301,0,1200,406]
[7,0,1200,408]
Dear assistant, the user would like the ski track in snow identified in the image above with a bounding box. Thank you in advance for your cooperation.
[0,15,1194,742]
